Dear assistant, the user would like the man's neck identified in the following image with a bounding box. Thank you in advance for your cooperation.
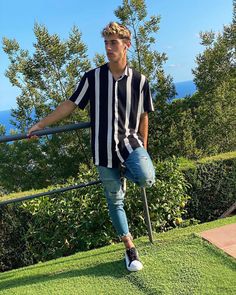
[108,60,127,78]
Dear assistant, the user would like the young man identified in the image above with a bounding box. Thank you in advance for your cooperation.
[28,22,155,272]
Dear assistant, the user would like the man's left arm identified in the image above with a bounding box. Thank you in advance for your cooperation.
[138,112,149,150]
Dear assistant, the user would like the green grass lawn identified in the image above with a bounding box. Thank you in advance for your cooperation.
[0,216,236,295]
[177,150,236,171]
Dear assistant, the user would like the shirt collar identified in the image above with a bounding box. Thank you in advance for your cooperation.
[106,63,130,78]
[123,65,129,77]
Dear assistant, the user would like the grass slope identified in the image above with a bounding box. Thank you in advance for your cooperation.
[0,216,236,295]
[178,151,236,171]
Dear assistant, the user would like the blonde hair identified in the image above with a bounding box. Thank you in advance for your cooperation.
[101,22,131,41]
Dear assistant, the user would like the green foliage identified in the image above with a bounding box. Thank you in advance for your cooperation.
[125,158,190,235]
[152,96,203,160]
[198,150,236,164]
[159,77,236,160]
[21,167,114,261]
[193,23,235,95]
[3,24,91,129]
[153,77,236,160]
[152,3,236,160]
[189,14,236,156]
[0,158,189,271]
[93,53,106,67]
[0,204,35,272]
[194,79,236,154]
[0,130,93,192]
[184,157,236,222]
[177,151,236,171]
[1,24,92,192]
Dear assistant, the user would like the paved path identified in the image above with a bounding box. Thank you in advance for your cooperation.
[200,223,236,258]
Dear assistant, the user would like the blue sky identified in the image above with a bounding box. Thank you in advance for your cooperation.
[0,0,233,111]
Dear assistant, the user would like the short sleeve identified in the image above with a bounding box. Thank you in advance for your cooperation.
[142,79,154,113]
[69,72,89,110]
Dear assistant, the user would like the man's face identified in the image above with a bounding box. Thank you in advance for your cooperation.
[104,34,128,63]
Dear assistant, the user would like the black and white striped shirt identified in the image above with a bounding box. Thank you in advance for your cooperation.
[69,63,154,168]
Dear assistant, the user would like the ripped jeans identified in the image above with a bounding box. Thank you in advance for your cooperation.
[97,147,155,239]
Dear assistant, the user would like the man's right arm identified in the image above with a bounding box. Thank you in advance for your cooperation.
[28,100,77,136]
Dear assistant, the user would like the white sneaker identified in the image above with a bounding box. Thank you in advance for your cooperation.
[125,247,143,272]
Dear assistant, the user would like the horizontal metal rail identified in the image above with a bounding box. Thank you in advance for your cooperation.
[0,180,101,206]
[0,122,91,143]
[0,121,93,207]
[0,120,154,242]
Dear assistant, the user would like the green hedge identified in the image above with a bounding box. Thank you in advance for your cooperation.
[1,153,235,272]
[0,205,35,272]
[184,156,236,222]
[0,159,189,272]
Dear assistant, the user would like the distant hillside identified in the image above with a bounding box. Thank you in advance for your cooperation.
[0,80,197,135]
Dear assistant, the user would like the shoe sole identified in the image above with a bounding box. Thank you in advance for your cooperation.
[125,253,143,272]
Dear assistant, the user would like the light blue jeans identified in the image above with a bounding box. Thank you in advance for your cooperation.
[97,147,155,239]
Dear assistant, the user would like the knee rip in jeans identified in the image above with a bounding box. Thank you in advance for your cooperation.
[139,176,155,188]
[140,156,148,161]
[145,178,155,187]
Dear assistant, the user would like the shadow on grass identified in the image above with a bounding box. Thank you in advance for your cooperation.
[0,258,160,295]
[0,259,128,292]
[0,273,14,282]
[2,249,123,276]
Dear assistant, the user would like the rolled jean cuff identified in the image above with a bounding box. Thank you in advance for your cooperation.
[118,232,133,241]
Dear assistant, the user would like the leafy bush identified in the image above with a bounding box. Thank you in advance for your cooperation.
[0,204,35,272]
[21,169,115,261]
[0,158,189,271]
[184,158,236,222]
[125,158,190,236]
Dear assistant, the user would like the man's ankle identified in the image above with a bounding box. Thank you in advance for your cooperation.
[122,236,135,250]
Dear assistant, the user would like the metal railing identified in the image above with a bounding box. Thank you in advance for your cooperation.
[0,122,91,143]
[0,122,154,243]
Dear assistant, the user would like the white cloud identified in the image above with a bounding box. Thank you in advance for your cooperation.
[167,63,182,68]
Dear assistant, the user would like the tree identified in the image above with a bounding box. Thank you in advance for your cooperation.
[156,96,202,159]
[3,23,91,129]
[2,24,93,191]
[191,0,236,155]
[194,78,236,154]
[114,0,176,160]
[193,3,235,95]
[150,0,236,159]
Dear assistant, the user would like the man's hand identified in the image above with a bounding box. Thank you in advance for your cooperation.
[27,100,77,139]
[27,122,44,139]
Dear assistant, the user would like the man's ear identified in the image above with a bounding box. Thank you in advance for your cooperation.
[124,40,131,49]
[126,41,131,49]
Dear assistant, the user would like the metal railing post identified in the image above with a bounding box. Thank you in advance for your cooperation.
[141,187,154,243]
